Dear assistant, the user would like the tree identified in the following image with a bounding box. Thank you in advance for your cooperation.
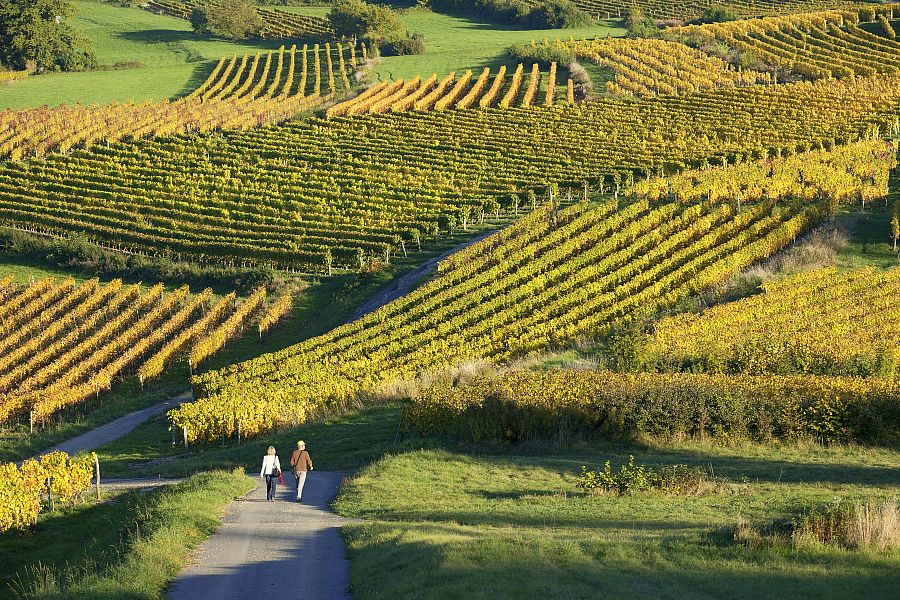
[0,0,96,72]
[328,0,406,45]
[625,5,660,38]
[194,0,261,40]
[190,8,209,34]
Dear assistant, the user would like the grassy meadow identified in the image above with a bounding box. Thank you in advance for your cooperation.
[336,443,900,599]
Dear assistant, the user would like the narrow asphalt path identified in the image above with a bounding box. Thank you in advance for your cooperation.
[349,230,495,321]
[168,471,354,600]
[39,392,192,457]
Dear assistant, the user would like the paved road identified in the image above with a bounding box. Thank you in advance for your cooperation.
[40,392,192,457]
[349,230,495,321]
[168,471,354,600]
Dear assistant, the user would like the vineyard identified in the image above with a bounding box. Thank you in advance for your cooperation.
[327,63,572,116]
[0,451,95,532]
[0,43,361,161]
[631,139,896,206]
[671,5,900,80]
[144,0,335,39]
[168,148,884,441]
[0,74,898,275]
[571,0,877,21]
[538,37,768,97]
[647,266,900,377]
[0,276,281,428]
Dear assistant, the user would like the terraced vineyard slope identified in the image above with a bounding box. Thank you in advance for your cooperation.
[0,277,275,428]
[549,38,768,96]
[647,266,900,377]
[572,0,876,21]
[167,136,900,441]
[1,74,898,274]
[328,63,572,116]
[672,6,900,79]
[0,43,360,161]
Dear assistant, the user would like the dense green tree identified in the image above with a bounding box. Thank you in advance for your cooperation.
[0,0,96,72]
[328,0,406,45]
[192,0,262,40]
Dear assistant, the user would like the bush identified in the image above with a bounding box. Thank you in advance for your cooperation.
[508,42,574,67]
[329,0,406,44]
[693,5,740,24]
[382,34,426,56]
[191,0,261,39]
[626,5,660,38]
[577,456,709,495]
[734,499,900,551]
[404,370,900,445]
[433,0,590,29]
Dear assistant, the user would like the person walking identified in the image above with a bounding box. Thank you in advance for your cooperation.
[260,446,282,502]
[289,440,314,503]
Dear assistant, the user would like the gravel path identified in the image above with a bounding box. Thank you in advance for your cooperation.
[41,392,192,457]
[168,471,354,600]
[100,477,184,490]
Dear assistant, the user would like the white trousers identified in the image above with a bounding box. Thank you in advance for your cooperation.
[295,471,307,499]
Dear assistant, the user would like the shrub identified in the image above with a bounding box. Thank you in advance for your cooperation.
[734,499,900,551]
[433,0,590,29]
[383,34,426,56]
[329,0,406,44]
[694,5,741,24]
[404,370,900,445]
[192,0,261,39]
[626,5,660,38]
[577,456,709,495]
[508,42,574,67]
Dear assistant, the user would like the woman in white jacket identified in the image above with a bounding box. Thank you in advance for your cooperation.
[260,446,282,502]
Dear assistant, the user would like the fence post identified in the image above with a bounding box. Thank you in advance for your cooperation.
[29,411,34,434]
[94,455,101,500]
[237,420,242,446]
[183,425,189,448]
[46,477,54,512]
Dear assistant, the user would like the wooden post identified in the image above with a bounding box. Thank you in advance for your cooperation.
[183,425,189,448]
[29,411,34,435]
[237,420,242,446]
[94,455,101,500]
[46,477,54,512]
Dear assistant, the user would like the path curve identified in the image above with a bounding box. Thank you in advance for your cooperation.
[39,392,192,457]
[349,230,495,321]
[168,471,354,600]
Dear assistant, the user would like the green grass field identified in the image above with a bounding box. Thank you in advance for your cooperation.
[372,9,625,81]
[0,0,285,109]
[336,443,900,599]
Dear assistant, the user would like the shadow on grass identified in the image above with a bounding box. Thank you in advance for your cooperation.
[344,520,900,599]
[0,493,134,600]
[424,438,900,487]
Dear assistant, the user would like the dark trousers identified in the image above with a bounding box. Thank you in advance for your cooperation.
[265,474,278,500]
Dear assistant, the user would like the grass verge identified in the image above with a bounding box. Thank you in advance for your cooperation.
[1,469,254,600]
